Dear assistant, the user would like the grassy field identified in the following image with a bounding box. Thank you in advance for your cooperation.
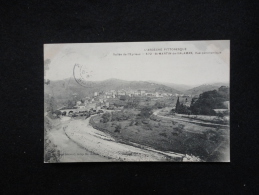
[90,109,229,161]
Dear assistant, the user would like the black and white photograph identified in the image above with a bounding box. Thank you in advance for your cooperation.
[44,40,230,162]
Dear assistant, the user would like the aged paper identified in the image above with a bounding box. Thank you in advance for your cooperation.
[44,41,230,162]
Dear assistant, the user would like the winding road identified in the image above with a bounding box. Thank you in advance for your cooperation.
[153,110,229,128]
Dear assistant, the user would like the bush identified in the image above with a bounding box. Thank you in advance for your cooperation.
[216,113,224,119]
[114,124,122,133]
[44,142,61,163]
[139,107,153,118]
[178,124,185,130]
[142,119,149,124]
[111,111,132,121]
[143,123,153,130]
[135,120,142,126]
[159,133,167,137]
[173,124,184,134]
[203,129,221,143]
[129,120,135,126]
[155,123,160,128]
[171,132,179,136]
[102,112,111,123]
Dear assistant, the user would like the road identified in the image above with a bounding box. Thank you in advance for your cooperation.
[153,110,229,128]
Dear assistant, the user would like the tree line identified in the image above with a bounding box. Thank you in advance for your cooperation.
[175,86,229,116]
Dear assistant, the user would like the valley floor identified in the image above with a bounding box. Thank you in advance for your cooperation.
[45,115,190,162]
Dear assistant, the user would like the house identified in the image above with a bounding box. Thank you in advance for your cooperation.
[77,103,86,109]
[94,92,98,96]
[85,102,97,110]
[140,90,146,96]
[145,92,153,96]
[117,90,126,96]
[134,91,141,96]
[162,93,169,97]
[155,92,163,97]
[126,91,134,97]
[110,90,116,95]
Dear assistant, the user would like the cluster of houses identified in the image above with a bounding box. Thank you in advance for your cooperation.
[59,89,194,113]
[97,89,192,99]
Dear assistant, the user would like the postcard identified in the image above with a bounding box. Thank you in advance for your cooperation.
[44,40,230,162]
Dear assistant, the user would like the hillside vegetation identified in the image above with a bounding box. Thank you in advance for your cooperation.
[189,86,229,115]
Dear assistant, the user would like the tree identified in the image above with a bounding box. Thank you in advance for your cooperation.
[190,88,229,115]
[190,98,196,106]
[115,124,121,133]
[67,100,76,108]
[154,101,165,109]
[53,110,62,118]
[175,97,180,113]
[48,97,57,113]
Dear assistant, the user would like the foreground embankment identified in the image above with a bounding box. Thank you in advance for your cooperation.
[64,116,187,161]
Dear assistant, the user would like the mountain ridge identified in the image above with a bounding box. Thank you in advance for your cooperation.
[44,78,182,100]
[184,82,229,95]
[45,78,229,99]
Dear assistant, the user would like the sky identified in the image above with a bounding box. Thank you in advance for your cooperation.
[44,40,230,86]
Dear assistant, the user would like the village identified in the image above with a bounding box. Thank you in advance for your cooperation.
[57,89,197,117]
[56,86,229,119]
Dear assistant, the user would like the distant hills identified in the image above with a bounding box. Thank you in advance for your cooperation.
[44,78,229,101]
[148,81,229,95]
[44,78,182,100]
[148,81,196,92]
[184,82,229,95]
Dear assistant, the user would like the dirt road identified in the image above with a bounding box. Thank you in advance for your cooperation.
[153,110,229,128]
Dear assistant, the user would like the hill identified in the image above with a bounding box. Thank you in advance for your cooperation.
[44,78,181,101]
[148,81,195,92]
[184,82,229,95]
